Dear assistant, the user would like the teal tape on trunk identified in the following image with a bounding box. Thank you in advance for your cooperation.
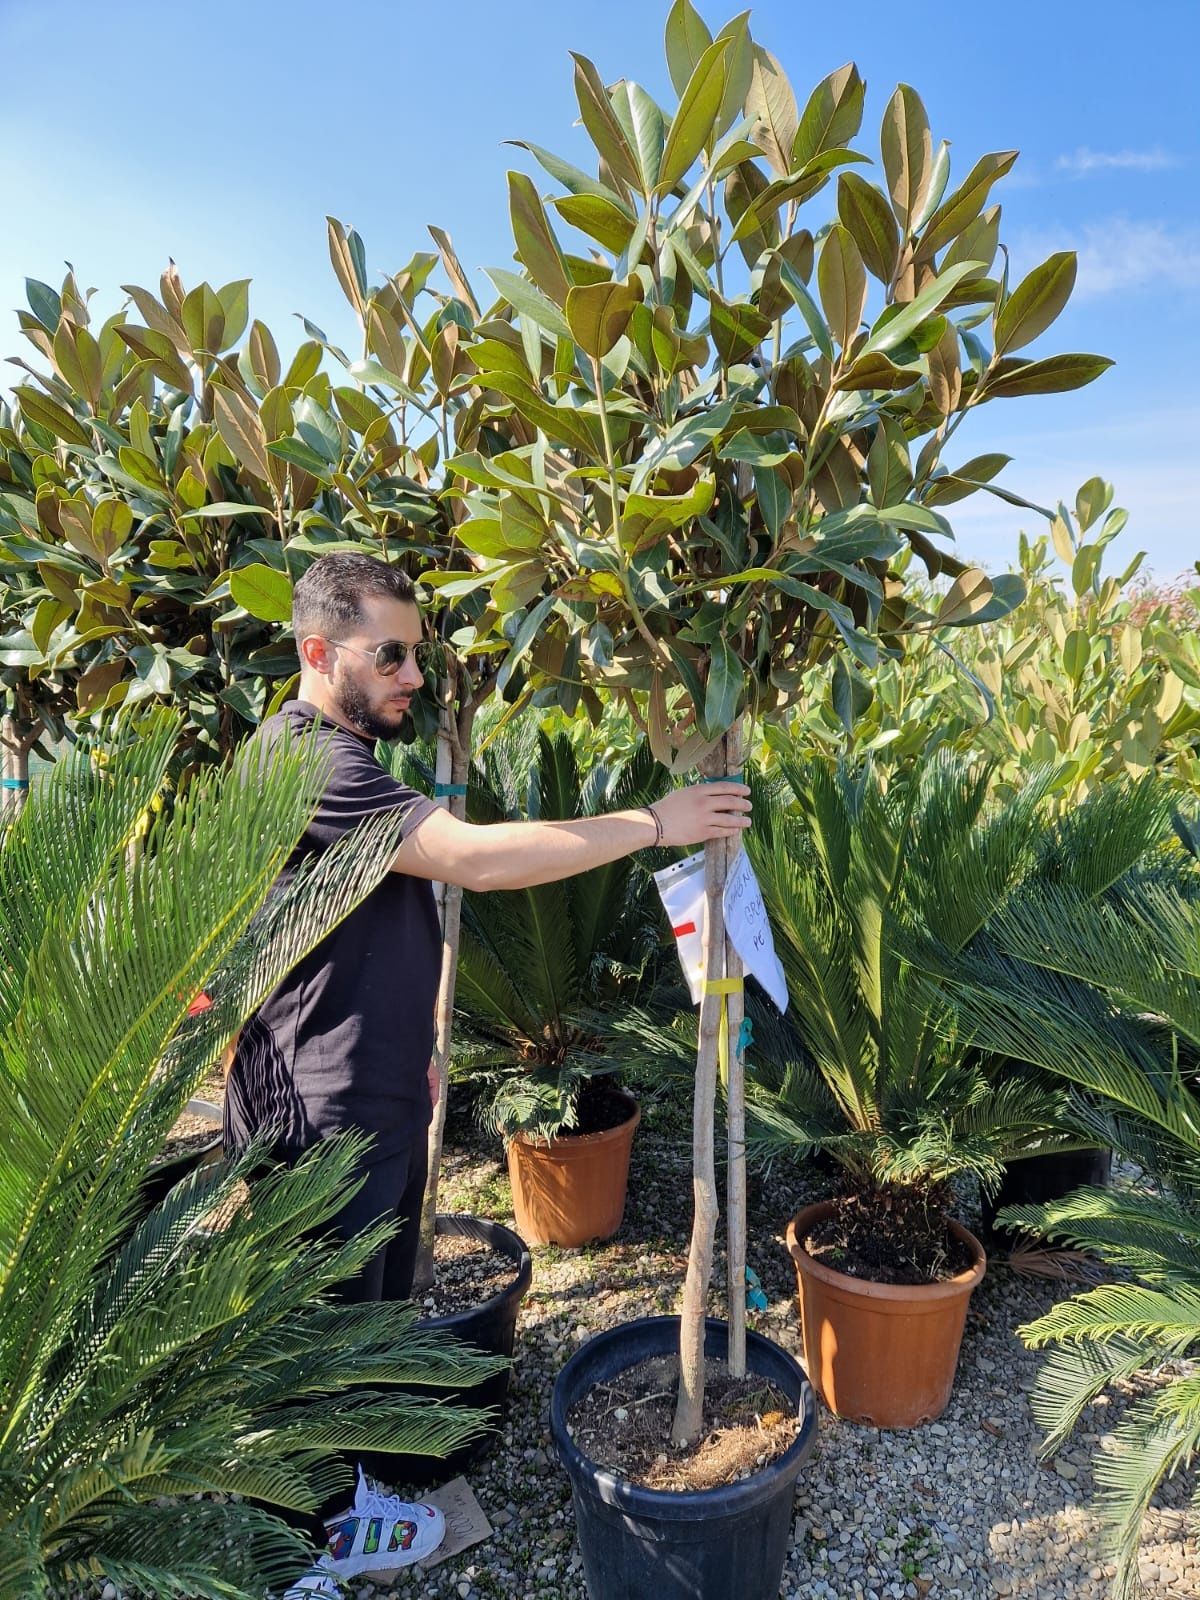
[434,782,467,797]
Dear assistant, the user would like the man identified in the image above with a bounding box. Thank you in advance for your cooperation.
[224,553,751,1594]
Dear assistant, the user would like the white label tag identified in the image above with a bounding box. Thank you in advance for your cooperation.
[723,846,789,1013]
[652,849,708,1004]
[654,846,788,1014]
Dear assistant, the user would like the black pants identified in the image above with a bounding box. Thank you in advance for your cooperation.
[259,1137,431,1547]
[321,1136,429,1303]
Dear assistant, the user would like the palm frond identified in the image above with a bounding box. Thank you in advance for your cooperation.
[0,726,499,1598]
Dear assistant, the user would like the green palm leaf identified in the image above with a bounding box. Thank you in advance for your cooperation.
[0,721,501,1599]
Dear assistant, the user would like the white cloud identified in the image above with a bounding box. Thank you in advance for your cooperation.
[1055,146,1177,177]
[1011,216,1200,297]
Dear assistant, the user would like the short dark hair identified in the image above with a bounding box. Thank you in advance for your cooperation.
[292,553,417,641]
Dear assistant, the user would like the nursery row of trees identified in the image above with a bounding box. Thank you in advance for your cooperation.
[2,2,1198,1596]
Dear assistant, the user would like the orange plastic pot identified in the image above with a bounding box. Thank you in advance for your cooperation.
[506,1091,640,1247]
[785,1200,987,1429]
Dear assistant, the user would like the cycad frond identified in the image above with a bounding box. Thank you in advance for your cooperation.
[454,732,668,1138]
[0,725,498,1598]
[1092,1393,1200,1600]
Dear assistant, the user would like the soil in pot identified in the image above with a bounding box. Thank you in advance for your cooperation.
[567,1350,803,1491]
[417,1230,518,1318]
[507,1081,640,1248]
[805,1184,975,1285]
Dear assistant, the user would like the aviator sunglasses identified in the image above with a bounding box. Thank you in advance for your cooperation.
[320,637,439,676]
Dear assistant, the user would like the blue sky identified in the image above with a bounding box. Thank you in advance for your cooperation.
[1,0,1196,579]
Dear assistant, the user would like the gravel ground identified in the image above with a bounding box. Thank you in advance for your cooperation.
[355,1097,1196,1600]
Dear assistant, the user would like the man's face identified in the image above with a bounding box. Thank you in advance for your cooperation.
[328,596,427,740]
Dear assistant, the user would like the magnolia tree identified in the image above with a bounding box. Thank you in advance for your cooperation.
[428,0,1111,1440]
[0,256,454,769]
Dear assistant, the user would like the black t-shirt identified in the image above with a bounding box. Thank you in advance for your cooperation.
[223,700,439,1161]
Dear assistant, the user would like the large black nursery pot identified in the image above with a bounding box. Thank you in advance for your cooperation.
[369,1214,532,1486]
[550,1316,817,1600]
[982,1147,1112,1247]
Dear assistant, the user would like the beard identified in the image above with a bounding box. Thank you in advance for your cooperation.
[333,673,410,741]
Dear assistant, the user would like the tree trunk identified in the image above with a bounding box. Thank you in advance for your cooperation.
[671,739,729,1445]
[1,714,32,820]
[431,687,455,931]
[411,693,474,1295]
[724,719,747,1378]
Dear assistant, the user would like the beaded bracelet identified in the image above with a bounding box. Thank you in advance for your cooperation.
[639,804,664,847]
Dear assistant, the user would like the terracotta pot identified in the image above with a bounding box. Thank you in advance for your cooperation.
[507,1090,640,1247]
[785,1200,987,1429]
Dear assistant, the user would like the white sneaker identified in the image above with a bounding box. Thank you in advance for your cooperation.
[320,1464,445,1576]
[283,1556,341,1598]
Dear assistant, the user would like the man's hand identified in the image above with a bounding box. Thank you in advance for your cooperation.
[428,1061,442,1110]
[650,782,752,847]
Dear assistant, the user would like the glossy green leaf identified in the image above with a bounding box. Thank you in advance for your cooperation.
[708,294,772,365]
[994,252,1077,355]
[294,396,341,463]
[230,563,293,623]
[497,595,556,692]
[792,63,865,168]
[565,277,644,358]
[837,173,900,284]
[665,0,713,97]
[610,79,667,194]
[880,84,931,232]
[1075,477,1113,532]
[867,418,912,508]
[860,260,983,357]
[703,634,742,737]
[16,389,91,448]
[658,37,729,193]
[818,225,867,352]
[266,437,332,477]
[982,353,1114,399]
[181,283,225,356]
[217,278,251,349]
[921,151,1018,255]
[507,140,633,208]
[25,277,61,332]
[713,13,755,137]
[571,54,644,193]
[508,171,572,307]
[551,194,637,254]
[831,351,921,392]
[484,268,572,342]
[745,44,798,177]
[778,260,834,361]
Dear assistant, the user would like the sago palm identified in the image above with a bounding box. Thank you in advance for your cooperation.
[934,850,1200,1597]
[0,712,499,1600]
[736,753,1171,1255]
[451,726,668,1139]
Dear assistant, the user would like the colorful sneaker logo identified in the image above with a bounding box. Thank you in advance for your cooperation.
[387,1519,417,1553]
[363,1518,383,1556]
[325,1515,359,1562]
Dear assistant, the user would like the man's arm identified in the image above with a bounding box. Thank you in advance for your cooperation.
[389,782,751,892]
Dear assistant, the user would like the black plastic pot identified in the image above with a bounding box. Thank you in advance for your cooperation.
[982,1147,1113,1246]
[550,1316,817,1600]
[369,1213,532,1486]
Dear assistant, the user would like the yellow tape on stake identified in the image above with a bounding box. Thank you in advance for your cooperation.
[703,977,744,1087]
